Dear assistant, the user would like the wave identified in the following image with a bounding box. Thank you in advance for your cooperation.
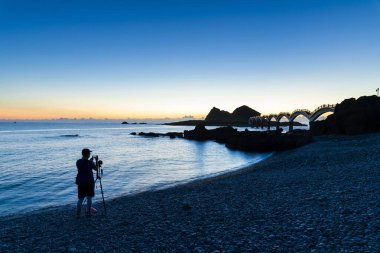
[58,134,80,138]
[44,134,80,139]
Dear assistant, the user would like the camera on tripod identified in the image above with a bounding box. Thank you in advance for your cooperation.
[90,154,107,215]
[92,155,103,166]
[92,155,103,179]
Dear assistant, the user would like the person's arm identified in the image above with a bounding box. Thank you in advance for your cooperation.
[76,160,80,171]
[90,157,97,171]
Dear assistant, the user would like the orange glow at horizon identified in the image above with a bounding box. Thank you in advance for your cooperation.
[0,106,206,120]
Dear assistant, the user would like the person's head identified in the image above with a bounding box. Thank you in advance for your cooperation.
[81,148,92,159]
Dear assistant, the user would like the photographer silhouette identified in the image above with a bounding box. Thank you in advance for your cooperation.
[75,148,97,218]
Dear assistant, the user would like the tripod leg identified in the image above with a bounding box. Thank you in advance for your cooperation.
[99,179,107,215]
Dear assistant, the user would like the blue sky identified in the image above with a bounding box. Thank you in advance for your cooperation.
[0,0,379,119]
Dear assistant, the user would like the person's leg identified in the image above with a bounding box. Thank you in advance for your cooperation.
[77,184,86,217]
[76,197,84,216]
[86,196,92,214]
[85,182,95,216]
[86,183,95,215]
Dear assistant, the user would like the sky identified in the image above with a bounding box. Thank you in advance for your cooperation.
[0,0,379,120]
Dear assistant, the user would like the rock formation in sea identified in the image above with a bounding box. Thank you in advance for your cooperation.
[131,132,183,138]
[184,124,312,152]
[231,105,261,122]
[204,107,234,122]
[204,105,260,125]
[310,95,380,135]
[165,105,260,126]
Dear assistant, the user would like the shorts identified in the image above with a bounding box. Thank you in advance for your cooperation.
[78,182,95,198]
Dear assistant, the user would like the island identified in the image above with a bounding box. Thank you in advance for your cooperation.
[165,105,305,127]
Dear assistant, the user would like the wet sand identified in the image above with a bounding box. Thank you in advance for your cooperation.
[1,133,379,252]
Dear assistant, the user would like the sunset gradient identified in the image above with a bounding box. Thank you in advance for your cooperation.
[1,0,379,120]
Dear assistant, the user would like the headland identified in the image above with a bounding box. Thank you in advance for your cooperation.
[164,105,305,127]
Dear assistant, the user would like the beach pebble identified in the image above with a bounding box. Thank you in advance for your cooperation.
[182,204,192,210]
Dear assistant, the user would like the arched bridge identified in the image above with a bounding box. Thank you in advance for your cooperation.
[249,104,336,131]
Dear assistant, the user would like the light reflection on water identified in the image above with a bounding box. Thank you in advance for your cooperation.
[0,122,275,216]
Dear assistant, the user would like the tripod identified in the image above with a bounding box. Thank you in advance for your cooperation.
[94,156,107,216]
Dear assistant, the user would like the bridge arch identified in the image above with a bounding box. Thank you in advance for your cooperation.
[267,114,277,123]
[309,106,335,122]
[289,110,311,122]
[276,113,290,122]
[249,104,336,132]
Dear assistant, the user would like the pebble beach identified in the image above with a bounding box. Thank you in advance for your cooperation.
[1,133,379,252]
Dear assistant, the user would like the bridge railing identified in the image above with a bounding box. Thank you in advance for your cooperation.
[277,112,290,120]
[263,114,277,121]
[249,104,337,126]
[310,104,336,116]
[291,109,311,115]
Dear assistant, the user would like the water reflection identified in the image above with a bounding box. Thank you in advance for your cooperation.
[0,123,270,216]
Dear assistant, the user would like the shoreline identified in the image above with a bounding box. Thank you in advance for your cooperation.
[0,152,274,221]
[0,151,273,220]
[1,133,379,252]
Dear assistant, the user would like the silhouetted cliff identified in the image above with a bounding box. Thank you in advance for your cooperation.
[204,105,260,124]
[310,95,380,135]
[204,107,233,122]
[166,105,261,126]
[232,105,261,122]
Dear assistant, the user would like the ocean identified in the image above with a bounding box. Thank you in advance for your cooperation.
[0,121,273,217]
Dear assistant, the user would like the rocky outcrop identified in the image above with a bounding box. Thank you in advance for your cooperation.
[164,105,260,126]
[184,124,312,152]
[131,132,183,138]
[204,107,233,122]
[204,105,260,125]
[310,96,380,135]
[231,105,260,122]
[225,129,312,152]
[184,124,238,142]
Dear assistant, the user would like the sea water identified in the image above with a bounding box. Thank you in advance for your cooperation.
[0,121,274,217]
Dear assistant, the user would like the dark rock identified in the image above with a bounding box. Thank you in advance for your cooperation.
[138,132,160,137]
[184,124,312,152]
[184,124,237,142]
[121,121,129,124]
[291,129,310,134]
[225,131,313,152]
[231,105,260,122]
[182,204,192,210]
[136,132,183,138]
[130,132,137,135]
[205,107,233,122]
[310,96,380,135]
[165,105,264,127]
[204,105,261,125]
[166,132,184,138]
[164,120,206,126]
[310,121,328,136]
